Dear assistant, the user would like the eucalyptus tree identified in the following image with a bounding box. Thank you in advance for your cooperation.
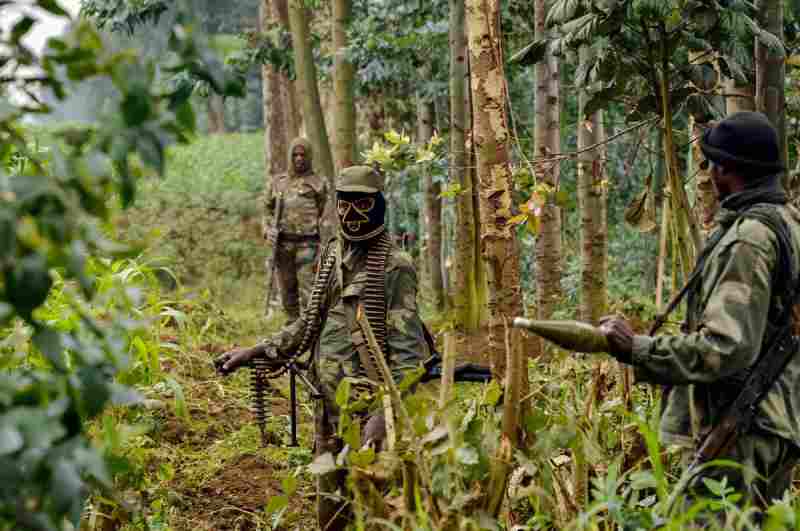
[333,0,356,169]
[755,0,787,166]
[288,0,335,218]
[450,0,487,332]
[2,1,240,528]
[533,0,564,343]
[465,0,525,449]
[517,0,783,282]
[260,0,292,177]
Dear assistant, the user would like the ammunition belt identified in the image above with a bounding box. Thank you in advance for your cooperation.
[363,232,392,356]
[297,240,338,355]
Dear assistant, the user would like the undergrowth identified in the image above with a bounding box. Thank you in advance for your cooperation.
[6,131,798,530]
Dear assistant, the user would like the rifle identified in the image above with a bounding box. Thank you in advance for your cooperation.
[263,192,284,317]
[688,323,799,472]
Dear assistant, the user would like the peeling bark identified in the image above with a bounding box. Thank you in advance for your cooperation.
[261,0,290,176]
[466,0,525,447]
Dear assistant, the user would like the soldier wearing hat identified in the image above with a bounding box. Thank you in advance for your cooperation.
[263,137,328,321]
[601,112,800,507]
[218,165,430,530]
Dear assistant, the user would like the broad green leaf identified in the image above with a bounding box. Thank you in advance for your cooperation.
[335,378,351,408]
[281,474,297,496]
[349,447,375,467]
[455,445,479,466]
[0,423,23,455]
[265,494,288,514]
[32,327,65,370]
[36,0,70,17]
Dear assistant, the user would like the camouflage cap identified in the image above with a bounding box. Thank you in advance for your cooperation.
[336,165,384,193]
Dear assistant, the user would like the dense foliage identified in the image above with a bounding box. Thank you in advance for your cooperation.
[0,1,239,528]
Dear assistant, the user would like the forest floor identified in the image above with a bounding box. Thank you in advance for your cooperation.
[101,308,494,531]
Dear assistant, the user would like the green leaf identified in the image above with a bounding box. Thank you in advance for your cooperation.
[6,253,53,321]
[51,458,83,515]
[343,417,360,449]
[281,474,297,496]
[11,16,36,44]
[349,447,376,467]
[483,380,503,407]
[582,86,618,119]
[335,379,351,408]
[32,327,65,370]
[36,0,70,17]
[0,423,23,455]
[265,494,288,514]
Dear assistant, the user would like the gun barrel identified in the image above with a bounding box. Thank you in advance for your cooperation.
[512,318,609,353]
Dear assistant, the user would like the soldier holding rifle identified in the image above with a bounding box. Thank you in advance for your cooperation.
[600,112,800,506]
[263,137,328,321]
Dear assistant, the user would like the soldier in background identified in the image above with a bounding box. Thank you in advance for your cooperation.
[263,137,328,321]
[221,165,430,530]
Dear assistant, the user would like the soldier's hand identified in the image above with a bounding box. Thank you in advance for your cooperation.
[598,315,634,363]
[214,345,264,375]
[264,228,279,245]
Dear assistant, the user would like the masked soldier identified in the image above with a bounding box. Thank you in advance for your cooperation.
[601,112,800,507]
[219,165,429,530]
[263,137,328,321]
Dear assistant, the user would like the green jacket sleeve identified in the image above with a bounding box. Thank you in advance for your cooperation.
[632,233,775,385]
[385,258,428,382]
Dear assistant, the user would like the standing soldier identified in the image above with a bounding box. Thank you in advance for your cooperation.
[263,137,328,321]
[600,112,800,507]
[219,165,430,530]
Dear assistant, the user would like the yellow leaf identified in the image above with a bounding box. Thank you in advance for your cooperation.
[509,213,528,226]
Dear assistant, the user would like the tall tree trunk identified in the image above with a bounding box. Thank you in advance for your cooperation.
[333,0,356,170]
[207,94,226,134]
[451,0,484,332]
[755,0,787,168]
[261,0,290,176]
[466,0,525,448]
[577,50,607,324]
[534,0,562,338]
[272,0,301,139]
[288,0,336,230]
[418,84,444,312]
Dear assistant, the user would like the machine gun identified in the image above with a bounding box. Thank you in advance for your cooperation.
[216,341,492,448]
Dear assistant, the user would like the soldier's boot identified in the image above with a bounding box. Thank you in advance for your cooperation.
[316,435,349,531]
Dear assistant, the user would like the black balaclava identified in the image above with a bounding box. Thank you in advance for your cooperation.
[336,190,386,242]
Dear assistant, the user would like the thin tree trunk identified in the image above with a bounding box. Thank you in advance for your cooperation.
[466,0,524,449]
[534,0,562,339]
[418,84,444,312]
[333,0,356,170]
[207,94,226,134]
[755,0,787,168]
[577,49,606,324]
[261,0,290,176]
[288,0,336,230]
[451,0,483,332]
[273,0,301,138]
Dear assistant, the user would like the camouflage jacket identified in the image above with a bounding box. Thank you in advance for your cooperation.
[267,238,429,420]
[632,191,800,449]
[263,172,327,237]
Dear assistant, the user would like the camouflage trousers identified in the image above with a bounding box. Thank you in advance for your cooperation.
[314,398,387,531]
[685,430,799,509]
[269,238,319,322]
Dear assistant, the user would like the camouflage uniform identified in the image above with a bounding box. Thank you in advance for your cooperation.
[630,191,800,505]
[265,166,429,530]
[263,137,328,320]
